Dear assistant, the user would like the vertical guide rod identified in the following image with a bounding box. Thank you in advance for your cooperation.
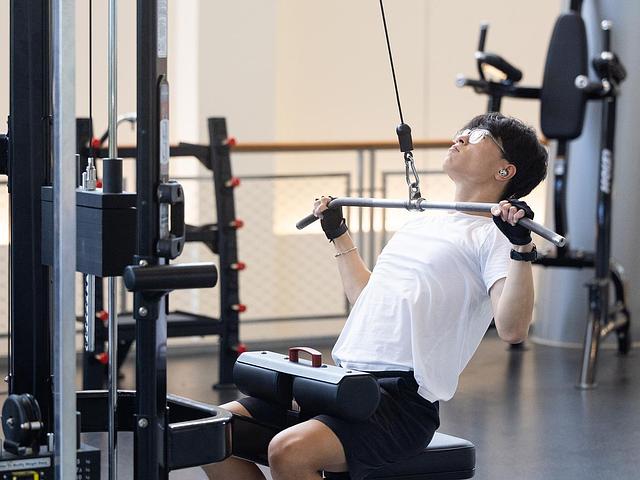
[357,150,364,255]
[107,0,119,479]
[52,0,76,477]
[368,150,376,268]
[108,0,118,159]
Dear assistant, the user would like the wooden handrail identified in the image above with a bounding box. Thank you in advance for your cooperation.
[229,139,452,152]
[227,137,548,152]
[92,139,453,157]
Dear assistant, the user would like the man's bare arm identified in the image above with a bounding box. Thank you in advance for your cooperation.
[331,232,371,305]
[314,197,371,304]
[490,241,535,343]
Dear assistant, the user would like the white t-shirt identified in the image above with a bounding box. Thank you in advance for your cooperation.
[332,211,511,402]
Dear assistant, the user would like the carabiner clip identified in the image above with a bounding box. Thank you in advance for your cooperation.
[404,152,422,201]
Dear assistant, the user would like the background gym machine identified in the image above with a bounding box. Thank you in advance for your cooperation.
[456,0,630,387]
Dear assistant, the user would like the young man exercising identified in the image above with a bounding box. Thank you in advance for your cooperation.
[204,112,548,480]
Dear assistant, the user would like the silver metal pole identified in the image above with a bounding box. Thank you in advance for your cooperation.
[296,197,567,247]
[119,176,128,313]
[108,0,118,160]
[108,277,118,479]
[368,150,376,268]
[577,309,600,389]
[52,0,76,478]
[108,1,119,479]
[357,150,364,255]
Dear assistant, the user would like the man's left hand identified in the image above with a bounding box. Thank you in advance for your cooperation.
[492,199,534,246]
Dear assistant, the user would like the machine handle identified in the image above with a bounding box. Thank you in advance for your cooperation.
[124,262,218,292]
[157,181,186,259]
[288,347,322,368]
[477,22,488,52]
[476,52,523,83]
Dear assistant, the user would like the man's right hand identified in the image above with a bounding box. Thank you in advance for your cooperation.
[313,196,348,241]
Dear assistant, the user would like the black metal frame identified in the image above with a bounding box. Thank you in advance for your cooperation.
[79,119,244,390]
[76,390,231,471]
[576,33,630,382]
[4,1,233,477]
[134,1,167,476]
[7,0,54,440]
[208,118,243,386]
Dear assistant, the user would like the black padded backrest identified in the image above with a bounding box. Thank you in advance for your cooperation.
[540,13,588,140]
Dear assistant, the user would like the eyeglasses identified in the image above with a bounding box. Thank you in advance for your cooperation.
[454,128,507,159]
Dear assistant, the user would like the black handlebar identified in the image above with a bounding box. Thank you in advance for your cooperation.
[477,52,523,83]
[477,23,488,52]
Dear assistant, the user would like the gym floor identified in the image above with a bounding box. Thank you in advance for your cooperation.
[17,329,640,479]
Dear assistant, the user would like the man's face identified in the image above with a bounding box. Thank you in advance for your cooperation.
[443,128,510,185]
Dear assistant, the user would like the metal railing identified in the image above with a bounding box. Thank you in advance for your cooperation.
[228,139,451,268]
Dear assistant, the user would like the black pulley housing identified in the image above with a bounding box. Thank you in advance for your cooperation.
[2,393,43,455]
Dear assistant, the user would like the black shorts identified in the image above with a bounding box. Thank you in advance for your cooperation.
[237,371,440,480]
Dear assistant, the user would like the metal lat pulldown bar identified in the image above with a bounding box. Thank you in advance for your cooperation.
[296,197,567,248]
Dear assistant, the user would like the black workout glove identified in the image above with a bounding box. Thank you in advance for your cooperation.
[319,197,348,242]
[492,199,534,245]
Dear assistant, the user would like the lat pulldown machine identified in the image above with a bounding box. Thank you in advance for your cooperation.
[2,1,232,478]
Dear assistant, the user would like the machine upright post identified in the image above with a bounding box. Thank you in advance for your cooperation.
[51,0,77,477]
[8,0,53,434]
[135,0,169,477]
[578,94,617,388]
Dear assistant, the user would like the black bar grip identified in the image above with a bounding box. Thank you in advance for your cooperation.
[455,76,488,90]
[124,262,218,292]
[478,22,488,52]
[601,20,611,52]
[477,53,523,83]
[296,213,319,230]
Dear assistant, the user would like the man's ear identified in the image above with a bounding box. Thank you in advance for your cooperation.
[495,163,516,182]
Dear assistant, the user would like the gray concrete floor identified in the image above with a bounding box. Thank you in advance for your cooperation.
[7,329,640,479]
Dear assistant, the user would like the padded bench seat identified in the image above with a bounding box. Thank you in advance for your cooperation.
[324,432,475,480]
[232,352,475,479]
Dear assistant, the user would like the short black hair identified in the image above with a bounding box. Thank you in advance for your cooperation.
[463,112,548,199]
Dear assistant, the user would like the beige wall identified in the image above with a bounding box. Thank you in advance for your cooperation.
[0,1,562,148]
[0,1,561,346]
[272,0,559,141]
